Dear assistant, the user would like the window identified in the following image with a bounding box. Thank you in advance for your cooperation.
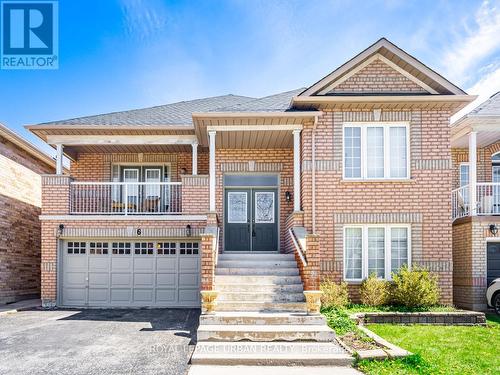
[89,242,108,255]
[180,242,199,255]
[459,163,469,187]
[157,242,176,255]
[112,242,131,255]
[67,242,86,254]
[343,123,409,179]
[344,225,411,281]
[134,242,154,255]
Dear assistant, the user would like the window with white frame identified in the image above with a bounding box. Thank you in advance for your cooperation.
[343,123,409,179]
[344,225,410,281]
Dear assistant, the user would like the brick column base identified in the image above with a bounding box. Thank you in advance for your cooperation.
[201,233,216,291]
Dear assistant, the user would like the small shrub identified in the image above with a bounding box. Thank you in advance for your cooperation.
[321,307,357,335]
[320,279,350,308]
[390,266,439,308]
[360,273,390,306]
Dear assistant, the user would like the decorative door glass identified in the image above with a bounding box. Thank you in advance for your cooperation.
[227,192,247,223]
[255,192,275,223]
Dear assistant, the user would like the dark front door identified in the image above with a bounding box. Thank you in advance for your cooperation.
[487,242,500,285]
[224,188,278,252]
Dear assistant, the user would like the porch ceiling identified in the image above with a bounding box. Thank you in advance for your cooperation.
[451,116,500,147]
[62,144,205,158]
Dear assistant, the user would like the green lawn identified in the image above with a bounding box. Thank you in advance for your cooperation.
[344,304,458,314]
[358,314,500,375]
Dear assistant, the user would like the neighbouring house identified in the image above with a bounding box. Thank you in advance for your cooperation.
[27,38,475,310]
[451,92,500,311]
[0,123,56,304]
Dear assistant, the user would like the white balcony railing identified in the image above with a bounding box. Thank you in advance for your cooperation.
[70,182,182,215]
[452,182,500,221]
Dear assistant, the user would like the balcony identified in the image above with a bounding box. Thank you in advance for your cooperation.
[452,183,500,221]
[70,182,182,215]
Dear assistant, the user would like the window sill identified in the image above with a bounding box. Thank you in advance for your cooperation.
[341,178,413,183]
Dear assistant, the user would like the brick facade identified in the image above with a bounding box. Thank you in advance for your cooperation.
[451,144,500,310]
[0,135,54,304]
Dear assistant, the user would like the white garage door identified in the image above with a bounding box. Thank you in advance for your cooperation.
[61,240,201,307]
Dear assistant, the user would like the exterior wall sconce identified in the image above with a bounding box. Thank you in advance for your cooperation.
[490,224,498,236]
[180,168,187,175]
[285,191,292,203]
[186,224,192,237]
[57,224,64,237]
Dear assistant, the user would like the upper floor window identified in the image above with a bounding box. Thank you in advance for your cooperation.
[343,123,409,180]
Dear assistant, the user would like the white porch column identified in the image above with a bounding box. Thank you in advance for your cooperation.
[56,144,64,175]
[209,131,216,212]
[191,141,198,175]
[293,129,302,212]
[469,131,477,216]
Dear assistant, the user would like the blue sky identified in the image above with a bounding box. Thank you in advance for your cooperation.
[1,0,500,155]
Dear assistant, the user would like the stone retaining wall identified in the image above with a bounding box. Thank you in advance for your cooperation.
[354,311,486,326]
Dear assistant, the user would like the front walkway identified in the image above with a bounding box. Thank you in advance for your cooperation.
[189,365,362,374]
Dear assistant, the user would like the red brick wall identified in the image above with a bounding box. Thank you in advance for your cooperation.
[0,136,55,304]
[452,142,500,188]
[301,109,453,304]
[330,59,428,94]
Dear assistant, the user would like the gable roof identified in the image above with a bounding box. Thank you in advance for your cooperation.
[34,94,255,128]
[0,122,56,170]
[210,88,305,113]
[299,37,467,97]
[468,91,500,116]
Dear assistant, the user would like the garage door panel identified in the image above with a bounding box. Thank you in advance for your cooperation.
[179,257,199,272]
[133,289,154,302]
[488,242,500,285]
[157,257,176,272]
[89,257,109,271]
[156,289,176,303]
[111,257,132,271]
[63,288,87,305]
[134,273,154,287]
[62,240,200,307]
[179,288,199,303]
[179,273,199,287]
[157,273,176,287]
[88,289,109,304]
[88,272,109,287]
[110,289,132,303]
[111,273,132,287]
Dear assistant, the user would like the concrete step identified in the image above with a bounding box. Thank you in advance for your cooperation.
[216,301,307,312]
[200,312,326,326]
[216,284,304,293]
[217,292,305,303]
[215,268,300,276]
[191,341,352,366]
[215,275,302,285]
[218,253,295,261]
[197,324,337,342]
[217,260,298,268]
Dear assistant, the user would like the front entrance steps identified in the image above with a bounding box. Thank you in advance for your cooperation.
[192,312,352,366]
[215,253,306,312]
[191,254,353,367]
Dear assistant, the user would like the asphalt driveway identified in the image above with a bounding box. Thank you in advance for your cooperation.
[0,308,200,375]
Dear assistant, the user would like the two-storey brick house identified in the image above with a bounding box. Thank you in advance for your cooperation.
[28,38,474,309]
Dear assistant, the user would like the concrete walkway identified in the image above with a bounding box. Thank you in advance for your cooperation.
[189,365,363,374]
[0,299,41,316]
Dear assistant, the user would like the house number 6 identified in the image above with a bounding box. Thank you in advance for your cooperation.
[137,229,142,236]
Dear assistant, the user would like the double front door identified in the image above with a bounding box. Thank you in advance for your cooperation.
[224,188,278,252]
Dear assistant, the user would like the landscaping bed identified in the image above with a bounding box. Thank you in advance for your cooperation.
[352,310,486,326]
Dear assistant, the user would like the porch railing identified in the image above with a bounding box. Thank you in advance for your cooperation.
[452,182,500,221]
[70,182,182,215]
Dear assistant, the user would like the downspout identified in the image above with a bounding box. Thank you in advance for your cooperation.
[312,115,319,234]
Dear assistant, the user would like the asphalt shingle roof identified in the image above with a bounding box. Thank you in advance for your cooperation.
[211,88,305,112]
[469,91,500,116]
[37,94,256,127]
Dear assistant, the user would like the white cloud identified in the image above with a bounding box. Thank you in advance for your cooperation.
[120,0,169,41]
[442,0,500,84]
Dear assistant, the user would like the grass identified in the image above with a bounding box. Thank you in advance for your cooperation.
[344,304,458,314]
[357,314,500,375]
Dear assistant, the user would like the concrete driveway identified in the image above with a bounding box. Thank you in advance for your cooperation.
[0,308,200,375]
